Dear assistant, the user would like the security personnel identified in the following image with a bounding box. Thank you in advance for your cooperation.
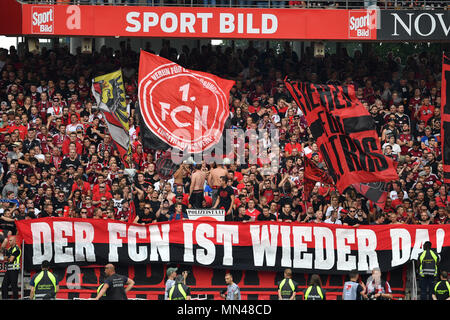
[1,236,21,299]
[29,260,59,300]
[96,283,107,300]
[432,271,450,301]
[304,274,326,300]
[278,268,298,300]
[417,241,440,300]
[168,275,191,300]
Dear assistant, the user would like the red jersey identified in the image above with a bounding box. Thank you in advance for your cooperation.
[418,104,435,124]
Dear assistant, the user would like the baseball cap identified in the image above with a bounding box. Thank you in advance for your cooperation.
[1,101,7,106]
[68,79,75,84]
[166,267,178,277]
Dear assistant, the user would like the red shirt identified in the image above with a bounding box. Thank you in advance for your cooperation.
[418,104,435,124]
[246,208,261,220]
[8,124,28,140]
[62,138,83,155]
[93,191,113,202]
[284,142,302,155]
[72,181,91,196]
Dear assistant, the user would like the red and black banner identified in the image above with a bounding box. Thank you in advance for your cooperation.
[352,182,389,211]
[303,157,333,202]
[442,54,450,184]
[16,218,450,275]
[284,81,399,194]
[138,50,234,154]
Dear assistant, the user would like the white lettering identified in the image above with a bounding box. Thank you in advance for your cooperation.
[390,228,411,267]
[126,12,141,32]
[356,229,379,271]
[336,229,356,271]
[250,225,279,267]
[196,223,216,265]
[313,227,335,270]
[160,12,178,33]
[292,226,312,269]
[31,222,53,265]
[74,222,96,263]
[149,224,170,262]
[128,225,148,262]
[216,225,239,266]
[220,13,235,33]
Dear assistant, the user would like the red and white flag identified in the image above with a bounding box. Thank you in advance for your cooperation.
[138,50,235,153]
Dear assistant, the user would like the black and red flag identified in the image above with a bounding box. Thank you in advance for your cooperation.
[137,50,235,154]
[284,80,398,202]
[303,157,333,202]
[442,54,450,184]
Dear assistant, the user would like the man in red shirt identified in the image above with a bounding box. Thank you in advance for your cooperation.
[93,182,113,206]
[8,115,27,140]
[245,198,261,221]
[71,175,91,198]
[284,134,302,156]
[417,97,435,125]
[62,132,83,155]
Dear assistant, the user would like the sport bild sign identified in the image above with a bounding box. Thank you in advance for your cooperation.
[21,4,377,40]
[31,6,54,34]
[16,218,450,274]
[379,10,450,40]
[138,51,234,153]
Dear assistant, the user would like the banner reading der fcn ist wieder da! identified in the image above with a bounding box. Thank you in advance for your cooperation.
[16,218,450,273]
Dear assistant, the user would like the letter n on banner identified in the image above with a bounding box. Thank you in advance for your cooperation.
[442,54,450,184]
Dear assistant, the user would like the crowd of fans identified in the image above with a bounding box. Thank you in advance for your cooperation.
[0,38,448,241]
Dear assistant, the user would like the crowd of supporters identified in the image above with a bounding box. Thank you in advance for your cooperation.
[0,38,448,241]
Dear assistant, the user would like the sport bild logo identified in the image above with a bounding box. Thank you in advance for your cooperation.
[348,10,376,39]
[31,6,54,34]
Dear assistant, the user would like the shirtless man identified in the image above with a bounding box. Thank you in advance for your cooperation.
[173,163,190,193]
[208,163,228,207]
[189,164,207,209]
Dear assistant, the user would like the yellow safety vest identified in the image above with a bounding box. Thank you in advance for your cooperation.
[419,250,438,277]
[168,283,187,300]
[304,285,324,300]
[33,270,57,300]
[279,278,296,295]
[97,283,107,297]
[7,246,21,271]
[433,281,450,297]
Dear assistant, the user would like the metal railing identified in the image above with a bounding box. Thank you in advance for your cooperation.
[17,0,450,9]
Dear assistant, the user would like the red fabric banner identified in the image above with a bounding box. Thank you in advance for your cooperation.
[138,50,234,153]
[285,81,399,194]
[15,218,450,274]
[441,54,450,184]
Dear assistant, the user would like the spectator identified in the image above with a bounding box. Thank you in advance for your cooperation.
[365,268,393,300]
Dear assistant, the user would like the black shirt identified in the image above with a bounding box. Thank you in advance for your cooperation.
[234,214,251,222]
[136,211,155,224]
[256,213,277,221]
[104,273,129,300]
[217,186,234,210]
[60,157,82,171]
[343,215,360,226]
